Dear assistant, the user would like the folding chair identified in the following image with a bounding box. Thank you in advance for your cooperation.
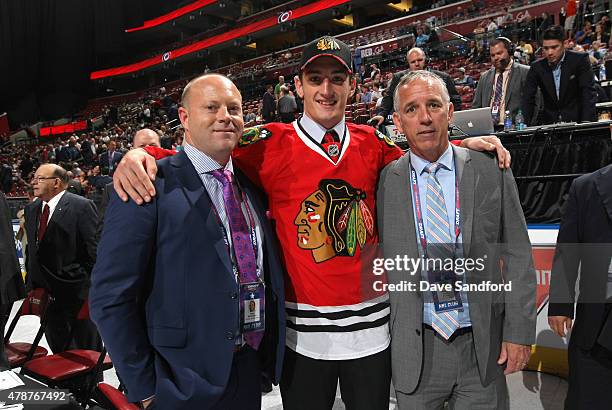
[21,299,112,407]
[94,383,138,410]
[4,288,52,368]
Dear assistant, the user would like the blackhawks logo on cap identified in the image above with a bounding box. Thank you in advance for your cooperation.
[316,37,341,51]
[239,126,272,147]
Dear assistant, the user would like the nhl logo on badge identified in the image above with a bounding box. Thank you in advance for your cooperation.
[327,144,339,157]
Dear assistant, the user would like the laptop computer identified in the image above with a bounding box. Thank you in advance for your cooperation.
[450,107,494,136]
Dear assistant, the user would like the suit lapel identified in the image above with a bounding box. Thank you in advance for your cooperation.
[483,69,494,105]
[393,155,420,279]
[558,55,571,105]
[452,145,474,257]
[39,192,70,244]
[25,199,41,245]
[48,191,70,225]
[171,151,233,275]
[595,164,612,223]
[542,63,559,104]
[503,64,517,106]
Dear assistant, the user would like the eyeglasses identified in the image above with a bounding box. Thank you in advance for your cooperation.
[31,176,58,183]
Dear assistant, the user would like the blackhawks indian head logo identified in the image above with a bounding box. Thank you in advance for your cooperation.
[293,179,374,263]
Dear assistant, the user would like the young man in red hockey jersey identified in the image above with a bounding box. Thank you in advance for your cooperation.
[110,36,510,409]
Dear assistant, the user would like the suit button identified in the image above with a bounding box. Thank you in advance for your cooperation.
[415,329,421,336]
[230,292,238,299]
[226,332,234,340]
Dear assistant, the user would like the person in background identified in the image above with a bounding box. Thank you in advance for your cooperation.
[522,25,597,125]
[372,47,462,127]
[456,67,475,88]
[24,164,100,354]
[472,37,533,128]
[278,86,298,124]
[262,84,276,123]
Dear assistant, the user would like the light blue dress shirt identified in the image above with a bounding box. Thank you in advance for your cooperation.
[552,51,566,100]
[409,145,471,328]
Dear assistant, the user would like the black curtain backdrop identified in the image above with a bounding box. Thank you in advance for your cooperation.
[502,124,612,224]
[0,0,154,127]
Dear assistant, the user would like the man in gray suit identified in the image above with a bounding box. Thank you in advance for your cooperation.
[377,71,536,409]
[472,37,532,128]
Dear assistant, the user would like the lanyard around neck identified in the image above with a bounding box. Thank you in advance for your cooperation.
[410,162,461,259]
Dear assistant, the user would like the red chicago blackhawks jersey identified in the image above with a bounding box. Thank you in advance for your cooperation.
[233,120,402,359]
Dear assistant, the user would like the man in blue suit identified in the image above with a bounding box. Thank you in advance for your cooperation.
[90,74,285,410]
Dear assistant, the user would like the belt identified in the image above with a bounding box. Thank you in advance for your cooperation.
[423,324,472,343]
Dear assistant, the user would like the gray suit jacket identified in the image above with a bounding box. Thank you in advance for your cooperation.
[377,145,536,394]
[472,61,533,123]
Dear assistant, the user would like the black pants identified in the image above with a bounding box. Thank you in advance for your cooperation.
[565,335,612,409]
[45,297,102,353]
[211,346,261,410]
[280,347,391,410]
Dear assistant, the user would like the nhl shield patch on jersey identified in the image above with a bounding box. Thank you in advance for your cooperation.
[239,126,272,147]
[374,129,395,147]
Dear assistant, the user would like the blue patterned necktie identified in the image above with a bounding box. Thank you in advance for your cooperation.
[424,163,459,340]
[211,169,263,350]
[492,72,504,123]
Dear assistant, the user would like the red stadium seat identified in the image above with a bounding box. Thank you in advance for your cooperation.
[96,383,138,410]
[21,299,113,407]
[4,288,52,368]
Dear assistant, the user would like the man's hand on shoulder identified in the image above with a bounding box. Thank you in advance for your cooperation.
[460,135,511,169]
[113,148,158,204]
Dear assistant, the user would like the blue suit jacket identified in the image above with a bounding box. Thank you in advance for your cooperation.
[90,150,285,409]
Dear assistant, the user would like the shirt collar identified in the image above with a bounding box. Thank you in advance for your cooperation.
[43,189,66,213]
[550,51,566,69]
[299,113,346,144]
[183,142,234,175]
[409,143,454,175]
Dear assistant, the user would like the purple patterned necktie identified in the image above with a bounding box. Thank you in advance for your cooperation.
[211,169,263,349]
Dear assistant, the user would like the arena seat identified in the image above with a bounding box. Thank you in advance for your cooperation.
[21,299,113,407]
[95,383,138,410]
[4,288,52,368]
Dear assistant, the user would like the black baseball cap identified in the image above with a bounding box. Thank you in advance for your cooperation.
[300,36,353,74]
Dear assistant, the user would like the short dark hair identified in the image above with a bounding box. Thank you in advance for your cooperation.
[51,166,70,185]
[490,37,512,53]
[542,25,565,42]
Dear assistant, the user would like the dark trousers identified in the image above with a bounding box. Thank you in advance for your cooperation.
[280,346,391,410]
[211,346,261,410]
[565,332,612,409]
[45,297,102,353]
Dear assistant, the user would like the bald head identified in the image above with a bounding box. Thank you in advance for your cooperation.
[181,73,241,110]
[32,164,69,202]
[407,47,427,71]
[133,128,161,149]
